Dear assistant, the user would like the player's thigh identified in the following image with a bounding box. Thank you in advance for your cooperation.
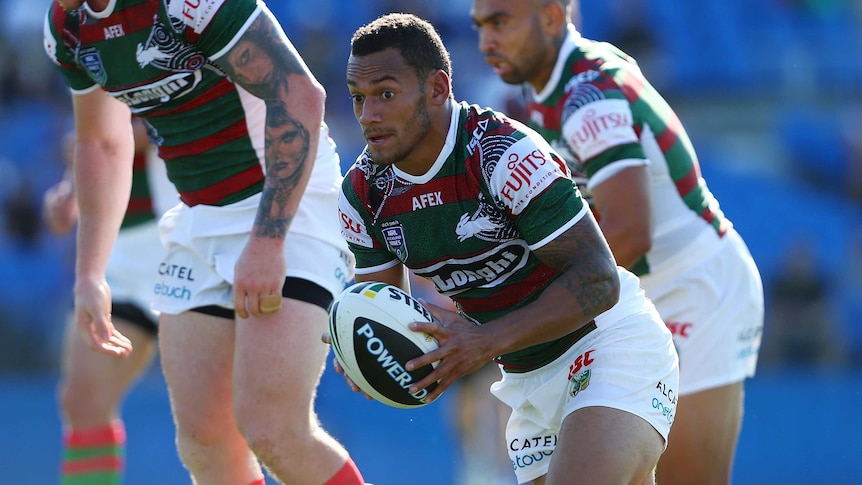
[233,298,330,414]
[61,315,157,405]
[159,311,236,434]
[659,381,743,481]
[546,406,663,485]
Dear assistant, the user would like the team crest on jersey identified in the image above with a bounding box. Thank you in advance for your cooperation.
[381,220,408,262]
[455,196,514,243]
[568,369,591,397]
[79,48,107,84]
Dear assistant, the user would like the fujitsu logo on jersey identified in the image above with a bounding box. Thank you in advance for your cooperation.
[500,149,553,205]
[339,208,362,234]
[565,99,637,160]
[571,108,631,146]
[176,0,221,34]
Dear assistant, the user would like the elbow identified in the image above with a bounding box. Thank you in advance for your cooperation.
[308,79,327,118]
[609,227,652,269]
[629,231,652,260]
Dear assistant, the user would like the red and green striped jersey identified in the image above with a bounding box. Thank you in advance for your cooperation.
[525,26,731,276]
[44,0,264,206]
[339,102,590,369]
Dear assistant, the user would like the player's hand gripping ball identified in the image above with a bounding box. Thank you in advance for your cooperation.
[328,281,440,408]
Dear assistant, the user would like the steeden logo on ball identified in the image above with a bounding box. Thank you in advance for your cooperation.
[328,282,440,408]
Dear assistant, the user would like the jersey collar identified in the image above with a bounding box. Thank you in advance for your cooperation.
[531,24,581,103]
[84,0,118,18]
[392,100,460,184]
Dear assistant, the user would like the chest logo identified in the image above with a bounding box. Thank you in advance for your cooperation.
[456,212,497,242]
[381,220,408,262]
[411,191,443,210]
[104,24,126,39]
[136,14,208,72]
[79,48,107,84]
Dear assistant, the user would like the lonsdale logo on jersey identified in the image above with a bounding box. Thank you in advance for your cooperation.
[114,71,201,111]
[416,240,530,295]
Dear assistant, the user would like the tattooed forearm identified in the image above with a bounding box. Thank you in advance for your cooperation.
[255,102,311,238]
[535,215,620,320]
[221,13,307,100]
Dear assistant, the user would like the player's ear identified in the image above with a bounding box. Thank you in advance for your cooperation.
[540,1,566,37]
[428,69,452,106]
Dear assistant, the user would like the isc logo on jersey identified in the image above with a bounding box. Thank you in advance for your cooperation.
[328,282,440,408]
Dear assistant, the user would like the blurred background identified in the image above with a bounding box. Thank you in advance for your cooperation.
[1,0,861,484]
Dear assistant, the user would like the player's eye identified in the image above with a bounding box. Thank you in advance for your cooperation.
[381,91,395,100]
[350,94,364,104]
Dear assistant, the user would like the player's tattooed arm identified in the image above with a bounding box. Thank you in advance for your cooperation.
[534,212,620,324]
[219,11,320,238]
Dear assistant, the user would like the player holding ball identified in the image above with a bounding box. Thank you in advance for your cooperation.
[328,13,679,485]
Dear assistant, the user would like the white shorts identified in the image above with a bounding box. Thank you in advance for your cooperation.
[153,195,355,315]
[639,228,764,396]
[106,220,163,325]
[490,304,679,484]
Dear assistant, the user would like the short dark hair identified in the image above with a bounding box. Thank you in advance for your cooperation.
[350,13,452,82]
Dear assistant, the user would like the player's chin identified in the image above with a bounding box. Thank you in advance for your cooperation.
[366,147,398,167]
[57,0,86,11]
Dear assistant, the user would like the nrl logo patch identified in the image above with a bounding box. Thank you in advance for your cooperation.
[381,220,408,262]
[79,47,107,84]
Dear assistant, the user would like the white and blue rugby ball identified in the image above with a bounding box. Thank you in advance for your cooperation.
[328,281,440,409]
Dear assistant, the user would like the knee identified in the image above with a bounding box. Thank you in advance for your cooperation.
[235,404,313,464]
[175,422,229,471]
[57,378,114,423]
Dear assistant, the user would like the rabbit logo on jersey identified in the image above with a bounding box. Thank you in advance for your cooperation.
[114,12,213,111]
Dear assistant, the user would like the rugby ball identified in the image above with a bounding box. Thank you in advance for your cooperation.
[328,281,440,408]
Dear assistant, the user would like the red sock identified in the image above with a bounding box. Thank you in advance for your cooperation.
[323,458,364,485]
[61,420,126,484]
[247,479,266,485]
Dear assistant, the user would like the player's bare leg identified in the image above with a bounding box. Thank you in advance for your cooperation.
[536,406,663,485]
[656,382,744,485]
[60,317,157,426]
[159,312,264,485]
[234,298,356,484]
[59,316,157,481]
